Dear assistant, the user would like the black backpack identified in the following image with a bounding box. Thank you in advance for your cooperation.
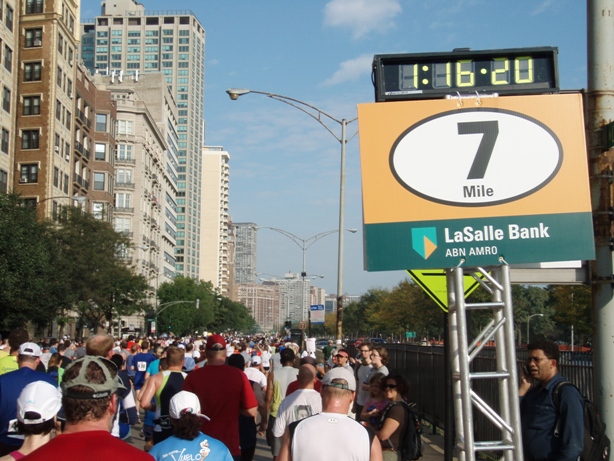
[553,381,610,461]
[381,401,423,460]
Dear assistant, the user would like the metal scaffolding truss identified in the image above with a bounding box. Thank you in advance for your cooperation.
[446,263,523,461]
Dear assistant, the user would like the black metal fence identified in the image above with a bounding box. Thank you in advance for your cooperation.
[349,343,593,441]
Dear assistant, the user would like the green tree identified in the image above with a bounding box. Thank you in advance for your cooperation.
[157,276,216,335]
[54,207,149,332]
[209,296,256,334]
[0,194,69,330]
[547,285,592,346]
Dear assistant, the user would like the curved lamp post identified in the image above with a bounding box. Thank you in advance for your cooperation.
[227,88,358,343]
[255,226,356,336]
[526,313,544,345]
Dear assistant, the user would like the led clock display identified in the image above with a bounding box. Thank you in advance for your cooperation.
[373,47,559,101]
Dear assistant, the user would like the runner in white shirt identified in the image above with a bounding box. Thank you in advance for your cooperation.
[272,364,321,438]
[244,356,267,391]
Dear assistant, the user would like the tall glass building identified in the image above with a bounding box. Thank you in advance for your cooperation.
[81,0,205,278]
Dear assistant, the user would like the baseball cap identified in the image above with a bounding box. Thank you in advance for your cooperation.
[206,334,226,351]
[251,355,262,365]
[17,381,61,424]
[322,367,356,391]
[169,391,210,420]
[19,342,42,357]
[335,349,349,358]
[61,356,126,400]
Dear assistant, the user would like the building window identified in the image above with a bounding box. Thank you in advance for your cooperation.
[3,45,12,71]
[116,120,134,135]
[20,164,38,183]
[0,169,7,193]
[95,143,106,161]
[63,174,68,193]
[117,144,132,160]
[1,129,8,154]
[21,130,40,149]
[93,172,105,190]
[2,87,10,113]
[25,0,43,14]
[23,96,41,115]
[96,113,107,131]
[24,62,42,81]
[5,5,13,31]
[25,29,43,47]
[116,193,131,208]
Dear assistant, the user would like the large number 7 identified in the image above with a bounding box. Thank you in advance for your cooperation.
[457,121,499,180]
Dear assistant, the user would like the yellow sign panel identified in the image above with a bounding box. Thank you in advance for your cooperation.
[407,270,484,312]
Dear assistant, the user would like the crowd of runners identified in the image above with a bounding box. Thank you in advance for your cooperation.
[0,328,408,461]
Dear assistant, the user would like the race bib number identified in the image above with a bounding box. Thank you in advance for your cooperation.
[137,361,147,372]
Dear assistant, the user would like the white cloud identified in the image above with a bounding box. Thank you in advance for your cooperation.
[531,0,555,16]
[321,54,373,86]
[323,0,402,39]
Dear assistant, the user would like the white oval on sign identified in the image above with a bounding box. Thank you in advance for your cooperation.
[390,108,563,206]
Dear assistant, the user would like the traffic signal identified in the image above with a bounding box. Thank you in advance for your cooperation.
[285,320,291,329]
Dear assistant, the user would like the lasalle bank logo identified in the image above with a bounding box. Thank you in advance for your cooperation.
[412,227,437,260]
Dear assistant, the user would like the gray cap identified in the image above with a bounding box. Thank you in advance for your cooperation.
[322,367,356,391]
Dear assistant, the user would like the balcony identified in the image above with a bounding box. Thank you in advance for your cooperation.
[115,206,134,214]
[115,180,135,189]
[116,157,136,165]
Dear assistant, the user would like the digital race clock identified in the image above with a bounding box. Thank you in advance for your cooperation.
[372,47,559,102]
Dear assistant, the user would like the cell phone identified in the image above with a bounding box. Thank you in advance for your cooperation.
[523,364,530,376]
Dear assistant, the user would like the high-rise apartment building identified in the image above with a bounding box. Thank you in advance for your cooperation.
[92,71,180,332]
[201,146,230,295]
[235,283,280,332]
[233,222,257,285]
[81,0,205,278]
[12,0,87,212]
[263,273,311,323]
[0,0,17,194]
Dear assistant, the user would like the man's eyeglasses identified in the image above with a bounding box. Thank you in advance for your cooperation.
[525,357,549,364]
[383,384,398,389]
[360,349,370,353]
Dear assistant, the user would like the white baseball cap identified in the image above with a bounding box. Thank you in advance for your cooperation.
[17,381,61,424]
[169,391,210,421]
[19,342,42,357]
[251,355,262,365]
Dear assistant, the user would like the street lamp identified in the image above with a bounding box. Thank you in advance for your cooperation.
[154,299,199,336]
[526,313,544,345]
[255,226,355,336]
[36,194,86,207]
[227,88,358,344]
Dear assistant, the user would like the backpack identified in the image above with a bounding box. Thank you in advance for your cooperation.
[553,381,610,461]
[381,401,423,460]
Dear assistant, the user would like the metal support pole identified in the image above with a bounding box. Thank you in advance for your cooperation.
[588,0,614,435]
[446,265,523,461]
[336,119,347,344]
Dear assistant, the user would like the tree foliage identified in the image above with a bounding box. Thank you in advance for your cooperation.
[156,276,256,335]
[157,276,216,335]
[0,196,149,333]
[54,207,149,332]
[0,194,69,330]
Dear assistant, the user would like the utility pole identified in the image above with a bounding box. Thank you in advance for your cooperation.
[588,0,614,437]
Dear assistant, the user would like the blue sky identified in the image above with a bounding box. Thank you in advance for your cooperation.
[82,0,587,296]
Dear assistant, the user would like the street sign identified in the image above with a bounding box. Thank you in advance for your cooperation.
[310,304,325,324]
[151,321,156,334]
[358,93,595,271]
[406,331,416,339]
[408,269,484,312]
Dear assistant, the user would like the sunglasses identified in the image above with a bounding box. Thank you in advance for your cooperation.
[210,346,225,351]
[383,384,398,389]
